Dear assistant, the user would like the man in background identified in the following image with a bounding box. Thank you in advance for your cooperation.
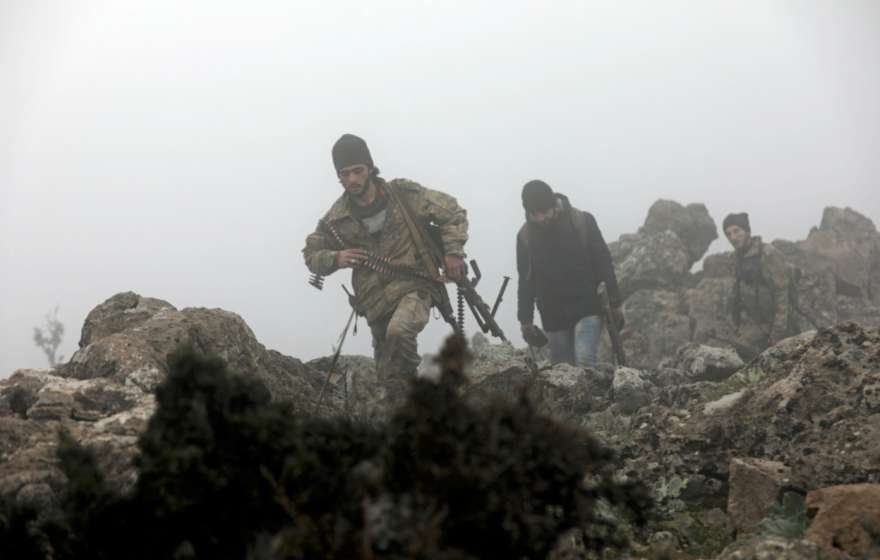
[723,212,798,358]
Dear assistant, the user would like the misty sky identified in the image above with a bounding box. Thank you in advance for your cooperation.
[2,1,879,376]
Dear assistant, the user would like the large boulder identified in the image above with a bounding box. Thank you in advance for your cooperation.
[62,293,328,408]
[641,199,718,267]
[702,253,736,278]
[463,364,604,420]
[609,231,691,299]
[600,289,692,370]
[685,276,737,344]
[0,292,343,508]
[799,207,880,306]
[77,292,176,348]
[710,323,880,488]
[771,240,840,328]
[601,323,879,537]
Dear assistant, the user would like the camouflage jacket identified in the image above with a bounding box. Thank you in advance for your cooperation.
[302,178,468,323]
[732,236,794,341]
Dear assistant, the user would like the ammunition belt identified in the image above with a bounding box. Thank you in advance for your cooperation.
[309,219,439,290]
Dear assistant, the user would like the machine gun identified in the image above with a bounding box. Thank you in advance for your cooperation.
[453,260,508,342]
[308,201,508,342]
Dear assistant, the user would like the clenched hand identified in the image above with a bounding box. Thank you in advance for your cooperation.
[335,249,368,269]
[443,255,466,282]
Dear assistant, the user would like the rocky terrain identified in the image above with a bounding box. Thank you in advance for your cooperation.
[605,201,880,369]
[1,202,879,559]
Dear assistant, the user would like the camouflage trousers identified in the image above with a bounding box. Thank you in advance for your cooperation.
[369,291,432,396]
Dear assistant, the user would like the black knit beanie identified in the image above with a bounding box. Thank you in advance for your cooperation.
[722,212,751,233]
[521,180,556,213]
[332,134,374,173]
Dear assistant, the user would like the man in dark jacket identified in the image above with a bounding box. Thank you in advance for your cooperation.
[516,180,623,367]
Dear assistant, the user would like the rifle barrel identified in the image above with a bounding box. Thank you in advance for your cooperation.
[490,276,511,317]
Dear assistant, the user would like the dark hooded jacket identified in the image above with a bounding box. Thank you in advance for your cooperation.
[516,194,621,331]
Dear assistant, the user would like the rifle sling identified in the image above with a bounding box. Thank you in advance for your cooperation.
[384,183,444,280]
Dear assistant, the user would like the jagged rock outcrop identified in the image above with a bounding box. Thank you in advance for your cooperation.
[0,292,341,508]
[641,199,719,267]
[62,292,322,404]
[2,213,878,560]
[802,207,880,304]
[610,232,692,300]
[586,323,879,557]
[603,203,880,370]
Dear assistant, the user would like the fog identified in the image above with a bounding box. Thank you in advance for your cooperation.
[2,1,879,376]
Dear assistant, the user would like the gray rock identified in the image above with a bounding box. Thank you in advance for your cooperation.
[641,199,718,267]
[800,206,880,306]
[539,363,586,388]
[703,391,745,415]
[465,363,603,420]
[862,382,880,413]
[0,291,348,506]
[727,457,792,534]
[77,291,175,348]
[610,231,691,299]
[702,252,736,278]
[771,240,840,328]
[63,295,335,411]
[612,367,654,414]
[600,289,692,370]
[670,343,744,382]
[685,276,738,345]
[0,370,50,418]
[716,536,828,560]
[818,206,877,238]
[651,367,690,388]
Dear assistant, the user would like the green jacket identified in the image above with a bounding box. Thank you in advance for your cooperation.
[732,236,795,341]
[302,178,468,323]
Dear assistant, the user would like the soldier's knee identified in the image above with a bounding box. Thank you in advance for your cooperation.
[385,322,417,344]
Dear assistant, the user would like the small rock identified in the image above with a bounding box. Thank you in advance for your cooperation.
[612,367,654,414]
[27,390,75,421]
[540,363,585,389]
[673,343,744,382]
[727,457,791,535]
[716,536,831,560]
[862,382,880,412]
[805,483,880,559]
[704,391,745,415]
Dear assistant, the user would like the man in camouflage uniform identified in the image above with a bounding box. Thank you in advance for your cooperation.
[303,134,468,393]
[723,212,797,358]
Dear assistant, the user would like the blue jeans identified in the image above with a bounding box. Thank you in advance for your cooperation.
[546,315,603,367]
